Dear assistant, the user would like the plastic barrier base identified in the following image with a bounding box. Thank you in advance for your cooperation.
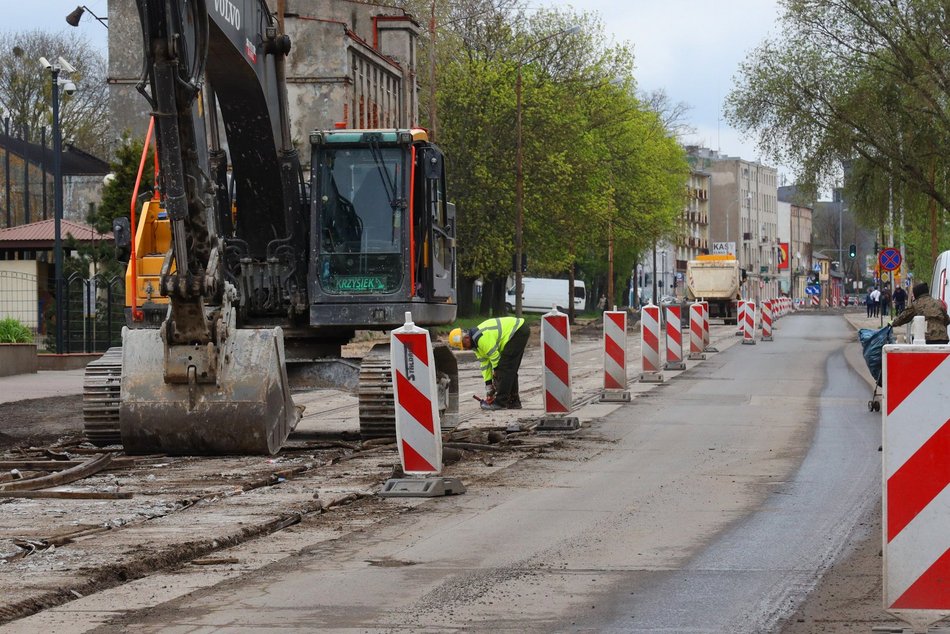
[378,476,467,498]
[664,361,686,371]
[536,416,581,432]
[600,390,631,403]
[640,371,664,383]
[688,352,706,361]
[704,346,719,353]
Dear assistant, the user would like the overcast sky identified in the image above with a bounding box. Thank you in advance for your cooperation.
[6,0,785,177]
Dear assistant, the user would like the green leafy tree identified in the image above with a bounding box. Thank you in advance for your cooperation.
[725,0,950,290]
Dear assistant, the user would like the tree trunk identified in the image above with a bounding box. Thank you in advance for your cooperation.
[568,264,576,324]
[457,276,476,318]
[478,277,493,316]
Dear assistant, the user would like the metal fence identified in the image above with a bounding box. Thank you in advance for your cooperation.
[63,273,125,353]
[0,270,42,335]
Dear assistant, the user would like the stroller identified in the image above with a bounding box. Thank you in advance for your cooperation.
[858,325,894,412]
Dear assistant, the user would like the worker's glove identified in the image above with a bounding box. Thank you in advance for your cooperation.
[486,381,496,399]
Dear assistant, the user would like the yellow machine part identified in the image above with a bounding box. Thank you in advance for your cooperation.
[695,254,737,261]
[125,199,172,309]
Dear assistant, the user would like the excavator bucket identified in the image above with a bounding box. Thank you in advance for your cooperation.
[118,327,299,455]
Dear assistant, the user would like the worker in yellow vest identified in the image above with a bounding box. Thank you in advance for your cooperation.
[448,316,530,410]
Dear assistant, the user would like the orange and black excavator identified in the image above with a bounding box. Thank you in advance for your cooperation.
[83,0,458,454]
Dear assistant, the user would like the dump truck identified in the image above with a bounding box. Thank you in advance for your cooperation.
[82,0,458,455]
[685,255,741,325]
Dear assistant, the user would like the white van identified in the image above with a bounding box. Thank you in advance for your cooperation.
[931,250,950,338]
[506,278,586,313]
[931,250,950,307]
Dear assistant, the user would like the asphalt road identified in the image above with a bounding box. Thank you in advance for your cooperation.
[90,314,879,633]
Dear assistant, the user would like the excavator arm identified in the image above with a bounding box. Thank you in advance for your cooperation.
[114,0,300,455]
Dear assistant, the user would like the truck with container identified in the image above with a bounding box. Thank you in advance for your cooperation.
[685,255,741,324]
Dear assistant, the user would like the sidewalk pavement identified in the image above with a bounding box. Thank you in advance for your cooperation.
[0,369,85,404]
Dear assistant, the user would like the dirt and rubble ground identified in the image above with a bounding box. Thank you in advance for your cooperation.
[0,311,920,632]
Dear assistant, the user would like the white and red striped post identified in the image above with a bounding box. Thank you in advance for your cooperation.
[736,300,747,336]
[538,307,579,430]
[601,309,630,402]
[742,300,756,345]
[811,295,819,308]
[700,300,718,353]
[761,299,773,341]
[640,303,664,382]
[882,345,950,631]
[688,303,705,360]
[664,304,686,370]
[390,313,442,474]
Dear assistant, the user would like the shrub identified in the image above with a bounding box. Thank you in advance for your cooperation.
[0,317,34,343]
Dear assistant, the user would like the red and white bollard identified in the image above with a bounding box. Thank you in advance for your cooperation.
[539,307,579,430]
[688,303,706,360]
[664,304,686,370]
[701,300,712,351]
[736,300,747,336]
[761,300,773,341]
[742,301,757,345]
[640,303,664,382]
[882,344,950,630]
[601,309,630,402]
[381,312,465,497]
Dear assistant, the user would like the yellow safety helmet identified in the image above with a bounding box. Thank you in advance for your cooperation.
[448,327,464,350]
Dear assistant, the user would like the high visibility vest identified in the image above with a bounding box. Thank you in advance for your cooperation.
[471,316,525,382]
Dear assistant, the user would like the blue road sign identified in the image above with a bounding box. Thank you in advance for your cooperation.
[805,285,821,295]
[879,248,902,271]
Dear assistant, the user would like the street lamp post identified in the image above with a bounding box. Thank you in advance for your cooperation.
[52,66,64,354]
[661,251,667,300]
[514,25,580,317]
[41,56,75,354]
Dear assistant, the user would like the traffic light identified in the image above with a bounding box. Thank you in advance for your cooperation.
[849,243,856,258]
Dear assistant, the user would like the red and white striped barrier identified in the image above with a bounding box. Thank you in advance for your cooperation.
[541,307,572,414]
[664,305,686,370]
[736,300,747,336]
[391,313,442,474]
[882,345,950,630]
[640,303,664,382]
[688,303,705,360]
[601,309,630,402]
[761,300,773,341]
[811,295,819,308]
[742,300,756,344]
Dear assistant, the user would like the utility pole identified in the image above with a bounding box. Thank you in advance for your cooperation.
[428,0,437,142]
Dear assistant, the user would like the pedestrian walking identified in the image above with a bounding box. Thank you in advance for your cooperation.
[893,286,907,314]
[448,316,530,410]
[870,287,881,317]
[880,286,892,319]
[891,282,950,344]
[866,290,874,318]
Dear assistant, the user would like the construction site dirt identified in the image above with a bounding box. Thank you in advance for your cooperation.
[0,323,622,625]
[0,314,896,632]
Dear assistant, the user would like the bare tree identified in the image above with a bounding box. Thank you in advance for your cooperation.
[639,88,694,142]
[0,30,110,159]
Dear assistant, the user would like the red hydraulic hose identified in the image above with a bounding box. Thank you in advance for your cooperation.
[129,117,155,322]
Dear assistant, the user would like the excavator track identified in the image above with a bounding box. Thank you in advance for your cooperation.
[357,342,459,440]
[357,345,396,440]
[82,346,124,447]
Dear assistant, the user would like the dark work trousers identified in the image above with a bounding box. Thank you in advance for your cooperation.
[493,323,530,406]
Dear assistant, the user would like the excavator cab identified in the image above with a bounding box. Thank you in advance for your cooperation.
[309,129,457,329]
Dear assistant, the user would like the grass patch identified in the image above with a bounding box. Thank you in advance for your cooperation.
[0,317,34,343]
